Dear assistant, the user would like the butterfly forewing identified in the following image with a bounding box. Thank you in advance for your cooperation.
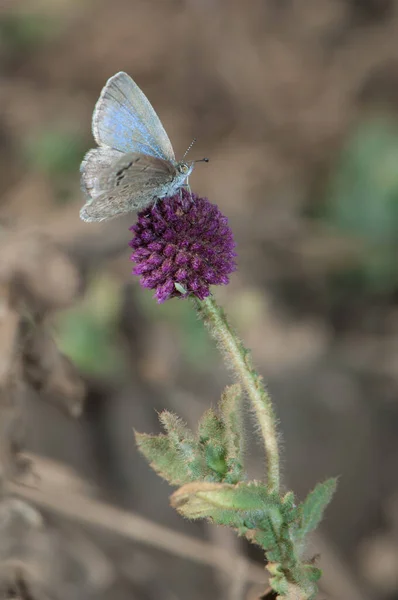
[92,72,175,161]
[80,153,177,222]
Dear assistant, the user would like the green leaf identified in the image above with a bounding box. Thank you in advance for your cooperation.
[198,409,228,478]
[220,384,244,482]
[198,409,225,446]
[196,482,277,512]
[135,432,193,485]
[268,577,289,597]
[302,565,322,583]
[159,411,208,480]
[159,411,194,444]
[170,481,283,533]
[281,491,299,524]
[204,445,228,479]
[253,522,282,561]
[171,482,233,520]
[267,563,289,596]
[297,478,337,539]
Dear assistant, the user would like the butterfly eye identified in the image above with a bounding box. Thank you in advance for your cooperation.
[179,163,189,174]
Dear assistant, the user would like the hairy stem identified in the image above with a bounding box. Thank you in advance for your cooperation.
[194,295,280,494]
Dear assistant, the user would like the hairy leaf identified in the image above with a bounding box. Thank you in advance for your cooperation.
[171,482,234,519]
[159,411,208,479]
[220,384,244,482]
[170,481,283,535]
[281,491,299,524]
[195,482,277,512]
[204,445,228,478]
[159,411,195,447]
[302,565,322,583]
[135,432,193,485]
[197,409,228,478]
[267,563,289,596]
[198,409,225,446]
[297,478,337,539]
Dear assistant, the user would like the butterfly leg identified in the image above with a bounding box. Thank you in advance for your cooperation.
[182,177,193,201]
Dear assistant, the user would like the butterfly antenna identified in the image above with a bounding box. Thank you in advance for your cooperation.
[182,137,197,159]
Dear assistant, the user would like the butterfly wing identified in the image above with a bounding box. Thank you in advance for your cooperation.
[92,72,175,161]
[80,152,177,222]
[80,147,124,199]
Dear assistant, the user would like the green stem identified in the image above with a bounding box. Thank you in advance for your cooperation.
[194,295,280,494]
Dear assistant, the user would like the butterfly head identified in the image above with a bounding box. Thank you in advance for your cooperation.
[176,158,209,186]
[177,161,193,176]
[180,138,209,180]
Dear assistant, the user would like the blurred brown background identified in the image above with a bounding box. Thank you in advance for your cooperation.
[1,0,398,599]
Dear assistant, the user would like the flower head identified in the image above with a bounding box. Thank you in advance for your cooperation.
[129,190,236,303]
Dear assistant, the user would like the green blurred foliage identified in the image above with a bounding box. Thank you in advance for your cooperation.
[24,129,85,178]
[1,13,76,203]
[0,12,60,54]
[318,117,398,294]
[54,275,126,377]
[24,128,86,204]
[138,290,216,368]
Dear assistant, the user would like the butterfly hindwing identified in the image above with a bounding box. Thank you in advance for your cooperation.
[80,147,123,199]
[80,152,177,222]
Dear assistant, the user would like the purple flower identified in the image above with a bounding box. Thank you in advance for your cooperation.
[129,190,236,303]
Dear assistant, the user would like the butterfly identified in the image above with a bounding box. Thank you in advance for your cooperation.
[80,72,207,222]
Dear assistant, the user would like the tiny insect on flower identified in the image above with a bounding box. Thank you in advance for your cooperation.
[129,190,237,303]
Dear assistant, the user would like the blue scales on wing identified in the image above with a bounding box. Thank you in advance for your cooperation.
[92,72,175,162]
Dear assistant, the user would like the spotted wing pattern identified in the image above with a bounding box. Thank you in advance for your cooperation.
[80,152,177,222]
[80,147,123,199]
